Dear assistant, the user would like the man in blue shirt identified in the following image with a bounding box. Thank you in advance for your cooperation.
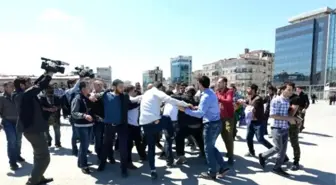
[90,79,140,178]
[179,76,229,180]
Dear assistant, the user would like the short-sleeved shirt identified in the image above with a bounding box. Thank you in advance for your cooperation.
[269,95,290,129]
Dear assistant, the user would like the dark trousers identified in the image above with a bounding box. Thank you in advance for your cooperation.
[127,124,147,162]
[93,122,104,160]
[142,116,174,171]
[289,124,300,162]
[175,125,204,156]
[24,132,50,184]
[246,121,273,154]
[75,126,91,168]
[2,119,22,165]
[101,124,129,170]
[46,124,61,145]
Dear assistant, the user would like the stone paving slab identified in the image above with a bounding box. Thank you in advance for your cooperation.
[0,101,335,185]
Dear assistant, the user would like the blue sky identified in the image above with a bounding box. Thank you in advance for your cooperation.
[0,0,335,83]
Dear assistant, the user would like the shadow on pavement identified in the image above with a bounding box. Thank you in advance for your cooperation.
[7,161,33,177]
[298,141,317,146]
[301,131,333,138]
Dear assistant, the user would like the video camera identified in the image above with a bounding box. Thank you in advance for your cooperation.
[41,57,69,74]
[73,66,95,78]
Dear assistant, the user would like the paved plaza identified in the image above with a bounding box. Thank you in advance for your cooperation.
[0,101,335,185]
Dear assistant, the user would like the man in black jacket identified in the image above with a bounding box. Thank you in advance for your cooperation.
[173,86,205,164]
[17,72,54,185]
[296,87,309,132]
[40,85,62,147]
[71,81,94,174]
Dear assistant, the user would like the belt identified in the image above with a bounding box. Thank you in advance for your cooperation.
[271,127,286,130]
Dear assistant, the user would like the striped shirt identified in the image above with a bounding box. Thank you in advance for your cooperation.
[269,95,290,129]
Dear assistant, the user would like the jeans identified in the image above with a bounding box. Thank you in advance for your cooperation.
[2,120,21,165]
[142,116,174,171]
[261,128,289,169]
[75,126,92,168]
[24,132,50,184]
[71,124,78,153]
[93,122,104,160]
[203,120,226,176]
[100,124,129,171]
[46,124,61,145]
[246,121,273,154]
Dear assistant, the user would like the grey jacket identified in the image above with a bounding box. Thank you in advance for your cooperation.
[0,92,18,123]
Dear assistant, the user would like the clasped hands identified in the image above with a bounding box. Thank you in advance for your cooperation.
[178,104,196,112]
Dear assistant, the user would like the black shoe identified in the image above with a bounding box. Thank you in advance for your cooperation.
[127,163,138,170]
[17,156,25,162]
[81,168,92,174]
[72,150,78,156]
[87,150,92,154]
[272,168,290,176]
[291,161,300,171]
[244,152,255,157]
[97,163,106,172]
[47,141,51,147]
[158,152,166,159]
[55,143,62,148]
[227,158,234,165]
[258,154,266,168]
[199,172,216,180]
[121,170,128,178]
[166,162,174,168]
[151,171,158,180]
[10,163,19,171]
[284,156,289,163]
[139,156,147,162]
[217,167,230,178]
[39,177,54,184]
[108,158,116,164]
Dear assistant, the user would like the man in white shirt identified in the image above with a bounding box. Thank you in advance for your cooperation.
[139,82,190,180]
[124,85,147,167]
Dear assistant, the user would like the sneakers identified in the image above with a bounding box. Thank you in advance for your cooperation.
[55,143,62,148]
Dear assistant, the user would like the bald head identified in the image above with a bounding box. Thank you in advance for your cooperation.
[93,80,104,93]
[147,83,153,90]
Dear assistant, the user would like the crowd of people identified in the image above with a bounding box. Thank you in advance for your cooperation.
[0,72,311,185]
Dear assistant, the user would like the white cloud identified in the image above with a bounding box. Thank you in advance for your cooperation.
[39,8,75,22]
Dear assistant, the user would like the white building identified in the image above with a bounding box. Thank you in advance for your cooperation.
[202,49,274,94]
[96,66,112,87]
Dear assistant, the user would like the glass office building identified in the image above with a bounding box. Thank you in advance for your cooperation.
[274,7,336,89]
[170,56,192,84]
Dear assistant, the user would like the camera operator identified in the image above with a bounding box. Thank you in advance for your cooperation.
[17,72,54,185]
[40,85,62,148]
